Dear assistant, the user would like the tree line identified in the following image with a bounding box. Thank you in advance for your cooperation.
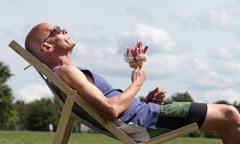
[0,61,61,130]
[1,61,240,139]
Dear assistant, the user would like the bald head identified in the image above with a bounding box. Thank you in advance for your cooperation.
[24,22,76,68]
[25,23,54,60]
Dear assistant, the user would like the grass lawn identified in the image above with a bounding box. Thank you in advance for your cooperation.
[0,131,222,144]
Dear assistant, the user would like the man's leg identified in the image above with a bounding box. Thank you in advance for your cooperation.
[200,104,240,144]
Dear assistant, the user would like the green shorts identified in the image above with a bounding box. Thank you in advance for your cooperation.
[156,102,207,129]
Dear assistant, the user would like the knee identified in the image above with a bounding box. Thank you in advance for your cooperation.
[221,105,240,126]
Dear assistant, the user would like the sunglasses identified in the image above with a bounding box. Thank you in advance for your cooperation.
[42,26,62,42]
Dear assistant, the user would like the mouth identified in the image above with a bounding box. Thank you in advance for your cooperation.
[67,36,71,40]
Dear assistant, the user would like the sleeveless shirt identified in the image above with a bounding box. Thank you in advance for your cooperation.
[55,67,160,128]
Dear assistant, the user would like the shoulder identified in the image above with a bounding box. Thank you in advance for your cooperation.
[53,65,90,89]
[55,65,86,80]
[56,65,78,73]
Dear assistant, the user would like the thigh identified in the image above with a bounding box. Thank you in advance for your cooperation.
[157,102,207,129]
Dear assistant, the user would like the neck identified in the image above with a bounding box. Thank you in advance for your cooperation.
[45,53,75,69]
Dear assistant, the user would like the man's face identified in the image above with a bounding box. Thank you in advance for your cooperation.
[42,24,76,52]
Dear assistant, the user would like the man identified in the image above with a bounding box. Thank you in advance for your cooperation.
[25,22,240,143]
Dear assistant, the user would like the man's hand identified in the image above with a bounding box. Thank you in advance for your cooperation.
[144,87,166,105]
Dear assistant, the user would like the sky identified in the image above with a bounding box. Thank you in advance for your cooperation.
[1,0,240,104]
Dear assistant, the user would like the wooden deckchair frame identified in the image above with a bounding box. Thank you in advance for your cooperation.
[9,40,199,144]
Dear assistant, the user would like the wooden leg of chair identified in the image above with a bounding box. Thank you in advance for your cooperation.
[62,117,75,144]
[53,92,77,144]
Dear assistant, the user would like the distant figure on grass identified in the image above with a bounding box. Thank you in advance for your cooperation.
[49,123,53,132]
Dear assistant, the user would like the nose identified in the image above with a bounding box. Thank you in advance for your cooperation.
[62,29,68,34]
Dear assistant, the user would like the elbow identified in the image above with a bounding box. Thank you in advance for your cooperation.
[104,105,120,120]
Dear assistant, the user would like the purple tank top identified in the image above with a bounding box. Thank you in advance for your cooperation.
[79,67,160,128]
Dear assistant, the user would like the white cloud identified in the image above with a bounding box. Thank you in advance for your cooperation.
[75,43,117,59]
[126,6,153,22]
[17,84,53,103]
[212,45,240,60]
[193,9,240,30]
[208,9,240,29]
[136,24,176,51]
[196,88,240,103]
[217,48,235,59]
[121,24,176,53]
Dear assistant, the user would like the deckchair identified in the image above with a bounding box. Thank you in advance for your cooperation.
[9,40,199,144]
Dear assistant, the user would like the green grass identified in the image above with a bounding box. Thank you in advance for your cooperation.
[0,131,222,144]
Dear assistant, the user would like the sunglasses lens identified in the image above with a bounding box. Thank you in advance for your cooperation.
[55,26,61,33]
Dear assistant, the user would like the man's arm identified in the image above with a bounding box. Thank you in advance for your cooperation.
[55,65,146,120]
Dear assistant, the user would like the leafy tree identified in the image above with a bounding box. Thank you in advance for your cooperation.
[233,101,240,112]
[0,62,18,129]
[215,100,230,105]
[171,91,194,102]
[26,98,59,131]
[203,130,220,139]
[165,91,194,104]
[15,100,27,130]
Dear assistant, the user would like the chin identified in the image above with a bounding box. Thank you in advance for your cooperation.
[72,41,76,47]
[69,39,76,47]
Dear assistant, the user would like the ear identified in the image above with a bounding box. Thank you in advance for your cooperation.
[40,42,54,52]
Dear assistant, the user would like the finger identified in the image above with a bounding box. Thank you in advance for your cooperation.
[152,87,160,93]
[159,90,167,96]
[144,46,148,53]
[159,89,167,94]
